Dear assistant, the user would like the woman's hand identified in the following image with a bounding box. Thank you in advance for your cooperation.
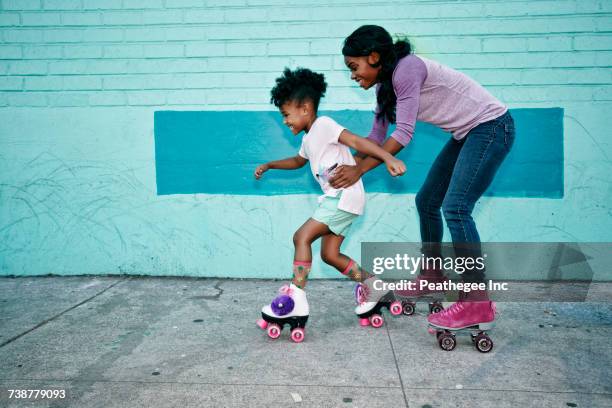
[254,163,270,179]
[329,165,363,188]
[385,158,406,177]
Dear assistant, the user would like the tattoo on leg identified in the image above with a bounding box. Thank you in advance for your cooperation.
[346,262,373,282]
[292,262,311,289]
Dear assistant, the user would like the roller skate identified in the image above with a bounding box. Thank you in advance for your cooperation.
[256,283,309,343]
[427,295,496,353]
[354,276,403,328]
[394,272,449,316]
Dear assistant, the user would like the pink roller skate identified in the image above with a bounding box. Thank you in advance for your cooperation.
[427,291,496,353]
[256,283,309,343]
[354,276,403,328]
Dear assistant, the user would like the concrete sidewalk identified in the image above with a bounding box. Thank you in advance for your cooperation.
[0,277,611,408]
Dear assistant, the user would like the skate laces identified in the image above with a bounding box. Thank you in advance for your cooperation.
[278,284,293,295]
[354,283,369,305]
[435,300,496,319]
[437,300,466,318]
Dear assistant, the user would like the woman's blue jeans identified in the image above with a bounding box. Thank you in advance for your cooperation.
[416,111,515,283]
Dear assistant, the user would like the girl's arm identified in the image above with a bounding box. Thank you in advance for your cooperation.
[338,130,406,177]
[331,137,404,187]
[254,155,308,179]
[357,137,404,172]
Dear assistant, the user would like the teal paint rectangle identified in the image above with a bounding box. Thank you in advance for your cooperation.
[154,108,563,198]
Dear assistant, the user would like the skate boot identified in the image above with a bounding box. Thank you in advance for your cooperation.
[394,271,449,315]
[427,290,496,352]
[256,283,309,343]
[354,276,402,328]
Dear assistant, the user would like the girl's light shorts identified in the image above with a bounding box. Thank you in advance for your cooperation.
[312,195,359,236]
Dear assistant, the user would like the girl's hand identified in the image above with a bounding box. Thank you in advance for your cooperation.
[385,158,406,177]
[254,163,270,179]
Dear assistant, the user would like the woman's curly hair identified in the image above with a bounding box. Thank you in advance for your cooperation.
[342,25,412,124]
[270,67,327,111]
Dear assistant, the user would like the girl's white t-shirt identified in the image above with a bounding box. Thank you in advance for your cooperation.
[298,116,366,215]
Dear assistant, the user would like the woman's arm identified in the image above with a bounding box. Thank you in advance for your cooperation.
[331,56,425,188]
[254,155,308,179]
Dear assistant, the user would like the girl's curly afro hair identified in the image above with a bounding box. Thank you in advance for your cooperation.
[270,67,327,111]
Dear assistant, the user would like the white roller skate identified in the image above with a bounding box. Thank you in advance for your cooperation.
[256,283,309,343]
[354,276,402,328]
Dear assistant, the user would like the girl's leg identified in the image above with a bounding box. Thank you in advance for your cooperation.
[320,234,372,282]
[320,233,391,320]
[292,218,331,288]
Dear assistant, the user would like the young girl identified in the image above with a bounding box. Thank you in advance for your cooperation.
[254,67,406,342]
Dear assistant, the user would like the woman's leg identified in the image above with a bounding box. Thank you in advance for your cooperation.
[320,234,372,282]
[442,112,516,284]
[292,218,331,288]
[392,138,463,300]
[427,113,515,329]
[416,137,464,264]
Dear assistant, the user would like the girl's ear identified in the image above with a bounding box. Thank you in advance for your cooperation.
[367,51,381,66]
[301,101,312,115]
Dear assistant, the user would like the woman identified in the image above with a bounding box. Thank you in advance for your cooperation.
[330,25,515,331]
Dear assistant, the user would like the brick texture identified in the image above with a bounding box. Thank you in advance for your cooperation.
[0,0,609,107]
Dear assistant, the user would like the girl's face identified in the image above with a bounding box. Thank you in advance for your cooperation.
[280,100,314,135]
[344,52,381,90]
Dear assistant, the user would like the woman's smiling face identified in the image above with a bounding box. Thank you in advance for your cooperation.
[344,53,381,90]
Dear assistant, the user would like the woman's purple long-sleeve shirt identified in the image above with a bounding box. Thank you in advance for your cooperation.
[367,55,508,147]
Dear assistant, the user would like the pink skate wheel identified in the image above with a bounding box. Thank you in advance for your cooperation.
[370,314,384,328]
[266,323,281,339]
[359,318,370,327]
[290,327,305,343]
[256,319,268,330]
[389,301,402,316]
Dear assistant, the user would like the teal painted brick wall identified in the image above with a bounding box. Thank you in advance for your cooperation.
[0,1,611,278]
